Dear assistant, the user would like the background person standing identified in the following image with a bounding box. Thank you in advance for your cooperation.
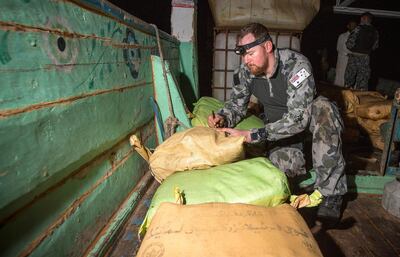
[334,20,357,86]
[344,12,379,91]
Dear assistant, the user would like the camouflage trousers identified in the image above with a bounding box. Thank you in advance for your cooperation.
[268,96,347,196]
[344,54,370,91]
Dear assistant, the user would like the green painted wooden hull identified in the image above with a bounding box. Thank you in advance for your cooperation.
[1,1,395,256]
[0,1,183,256]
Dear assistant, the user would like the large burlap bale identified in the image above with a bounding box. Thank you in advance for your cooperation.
[355,100,392,120]
[137,202,323,257]
[149,127,245,182]
[368,134,385,150]
[317,84,386,114]
[140,157,290,237]
[353,90,386,104]
[339,90,386,113]
[356,117,388,135]
[317,84,356,113]
[342,89,359,113]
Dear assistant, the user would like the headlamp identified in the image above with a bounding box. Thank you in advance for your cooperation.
[234,34,271,55]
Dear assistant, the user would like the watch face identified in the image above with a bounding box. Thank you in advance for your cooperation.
[251,132,258,141]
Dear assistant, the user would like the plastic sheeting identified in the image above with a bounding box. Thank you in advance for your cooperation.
[191,96,265,130]
[208,0,320,31]
[139,157,290,237]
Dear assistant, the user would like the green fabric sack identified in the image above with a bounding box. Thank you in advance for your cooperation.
[139,157,290,237]
[191,96,265,130]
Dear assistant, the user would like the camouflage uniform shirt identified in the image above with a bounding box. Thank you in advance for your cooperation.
[218,48,316,142]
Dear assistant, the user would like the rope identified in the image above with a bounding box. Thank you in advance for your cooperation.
[151,24,175,118]
[163,116,190,139]
[151,24,183,139]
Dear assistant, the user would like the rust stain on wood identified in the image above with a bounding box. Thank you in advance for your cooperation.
[0,81,148,119]
[0,20,156,49]
[0,61,146,73]
[103,41,156,49]
[0,20,110,40]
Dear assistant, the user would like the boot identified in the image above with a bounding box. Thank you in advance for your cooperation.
[317,195,343,222]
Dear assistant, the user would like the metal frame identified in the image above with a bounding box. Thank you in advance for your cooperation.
[334,0,400,18]
[380,88,400,176]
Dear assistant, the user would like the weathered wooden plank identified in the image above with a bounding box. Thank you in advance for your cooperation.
[0,1,170,39]
[356,195,400,255]
[151,55,191,142]
[0,29,178,110]
[0,0,184,256]
[320,200,375,257]
[344,197,399,257]
[0,125,155,257]
[107,180,158,257]
[0,87,153,212]
[0,0,181,72]
[298,171,396,194]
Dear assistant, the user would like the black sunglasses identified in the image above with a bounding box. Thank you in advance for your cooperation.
[234,34,271,55]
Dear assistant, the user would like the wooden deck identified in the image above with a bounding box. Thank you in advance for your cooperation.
[309,194,400,257]
[107,179,400,257]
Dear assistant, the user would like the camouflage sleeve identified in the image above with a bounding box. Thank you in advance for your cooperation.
[249,61,316,142]
[217,65,251,127]
[346,26,360,50]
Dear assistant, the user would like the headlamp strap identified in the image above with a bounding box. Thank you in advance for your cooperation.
[234,34,271,55]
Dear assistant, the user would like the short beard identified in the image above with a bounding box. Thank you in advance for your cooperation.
[248,65,265,76]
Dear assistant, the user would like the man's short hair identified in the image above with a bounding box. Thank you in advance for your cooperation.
[361,12,373,20]
[239,23,271,41]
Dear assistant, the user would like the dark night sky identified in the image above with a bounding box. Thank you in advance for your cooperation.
[302,0,400,85]
[109,0,400,93]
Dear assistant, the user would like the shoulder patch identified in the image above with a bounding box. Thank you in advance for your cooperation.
[289,68,310,88]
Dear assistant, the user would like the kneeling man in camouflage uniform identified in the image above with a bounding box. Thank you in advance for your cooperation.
[208,23,347,222]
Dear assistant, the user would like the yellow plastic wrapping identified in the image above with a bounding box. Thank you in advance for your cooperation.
[139,157,290,237]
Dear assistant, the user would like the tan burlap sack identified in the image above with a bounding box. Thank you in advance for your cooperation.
[317,85,356,113]
[355,100,392,120]
[353,90,386,105]
[340,90,386,114]
[356,117,388,135]
[149,127,245,182]
[342,89,359,113]
[137,202,323,257]
[368,134,385,150]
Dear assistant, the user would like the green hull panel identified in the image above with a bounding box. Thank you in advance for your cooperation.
[0,1,181,256]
